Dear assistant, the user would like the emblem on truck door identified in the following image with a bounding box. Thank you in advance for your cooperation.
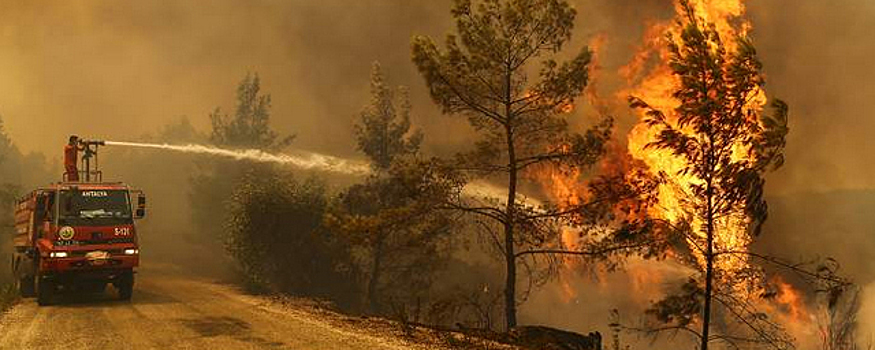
[59,226,75,240]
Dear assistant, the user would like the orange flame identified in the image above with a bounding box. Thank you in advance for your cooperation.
[774,277,806,321]
[620,0,817,341]
[620,0,763,281]
[536,0,818,344]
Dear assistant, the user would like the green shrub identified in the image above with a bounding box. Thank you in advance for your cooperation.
[225,169,358,309]
[0,283,18,314]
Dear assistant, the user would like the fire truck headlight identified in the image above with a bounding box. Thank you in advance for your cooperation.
[123,249,139,255]
[49,252,68,258]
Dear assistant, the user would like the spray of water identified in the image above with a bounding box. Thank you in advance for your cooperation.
[104,141,372,175]
[104,140,540,206]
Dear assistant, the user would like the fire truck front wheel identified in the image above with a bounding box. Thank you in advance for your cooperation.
[115,270,134,301]
[36,276,55,306]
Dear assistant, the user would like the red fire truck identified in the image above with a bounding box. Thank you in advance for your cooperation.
[11,139,146,305]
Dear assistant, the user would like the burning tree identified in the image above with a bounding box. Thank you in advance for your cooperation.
[412,0,612,329]
[627,1,791,349]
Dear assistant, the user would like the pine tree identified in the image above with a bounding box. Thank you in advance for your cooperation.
[412,0,611,329]
[630,2,789,348]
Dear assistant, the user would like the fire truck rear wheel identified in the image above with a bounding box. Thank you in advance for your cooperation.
[116,271,133,301]
[13,257,35,298]
[18,274,35,298]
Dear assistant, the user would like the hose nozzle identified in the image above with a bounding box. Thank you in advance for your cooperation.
[79,140,105,146]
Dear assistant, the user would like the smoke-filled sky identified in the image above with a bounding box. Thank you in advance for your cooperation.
[2,1,875,345]
[3,0,873,195]
[0,0,456,160]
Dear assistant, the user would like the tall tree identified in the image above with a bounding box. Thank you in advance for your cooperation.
[331,159,460,315]
[210,73,293,151]
[355,63,422,172]
[0,116,51,188]
[629,2,789,349]
[0,117,15,285]
[0,116,54,285]
[190,73,294,277]
[329,63,461,315]
[412,0,611,329]
[0,117,12,168]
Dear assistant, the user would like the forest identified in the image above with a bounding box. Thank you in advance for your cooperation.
[0,1,872,349]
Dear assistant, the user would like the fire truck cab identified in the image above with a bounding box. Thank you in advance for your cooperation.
[11,140,146,305]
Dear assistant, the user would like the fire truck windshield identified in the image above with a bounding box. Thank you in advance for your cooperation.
[59,189,132,226]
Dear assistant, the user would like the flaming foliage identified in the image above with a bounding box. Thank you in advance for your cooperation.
[623,0,792,348]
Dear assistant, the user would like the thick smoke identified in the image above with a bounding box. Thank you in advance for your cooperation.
[1,0,873,347]
[748,0,875,344]
[0,0,460,159]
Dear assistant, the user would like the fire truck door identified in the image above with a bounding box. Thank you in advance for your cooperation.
[35,194,52,239]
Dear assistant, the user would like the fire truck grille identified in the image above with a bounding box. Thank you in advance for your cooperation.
[70,249,125,257]
[56,238,135,246]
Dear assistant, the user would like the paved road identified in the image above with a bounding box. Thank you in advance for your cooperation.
[0,266,434,350]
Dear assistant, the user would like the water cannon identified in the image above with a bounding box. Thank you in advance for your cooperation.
[78,139,104,163]
[79,139,106,147]
[65,136,106,182]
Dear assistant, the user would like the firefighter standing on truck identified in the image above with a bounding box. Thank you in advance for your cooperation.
[64,135,83,181]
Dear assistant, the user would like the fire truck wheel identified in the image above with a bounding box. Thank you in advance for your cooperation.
[18,274,35,298]
[117,271,134,301]
[36,277,55,306]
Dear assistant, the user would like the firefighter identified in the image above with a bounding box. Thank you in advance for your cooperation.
[64,135,82,182]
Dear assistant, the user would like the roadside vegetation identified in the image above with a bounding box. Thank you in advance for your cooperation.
[0,283,17,315]
[0,117,54,315]
[182,1,862,350]
[201,1,862,349]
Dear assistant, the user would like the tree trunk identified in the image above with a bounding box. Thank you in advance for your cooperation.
[504,220,516,330]
[504,144,518,330]
[367,235,385,314]
[701,177,715,350]
[503,66,518,331]
[701,230,713,350]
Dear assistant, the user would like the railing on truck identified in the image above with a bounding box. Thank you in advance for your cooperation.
[63,170,103,183]
[64,139,105,183]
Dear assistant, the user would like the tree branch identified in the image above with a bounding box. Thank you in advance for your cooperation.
[514,242,652,260]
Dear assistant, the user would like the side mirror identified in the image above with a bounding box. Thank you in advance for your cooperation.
[133,191,146,219]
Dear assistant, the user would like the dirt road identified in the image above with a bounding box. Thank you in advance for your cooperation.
[0,266,444,350]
